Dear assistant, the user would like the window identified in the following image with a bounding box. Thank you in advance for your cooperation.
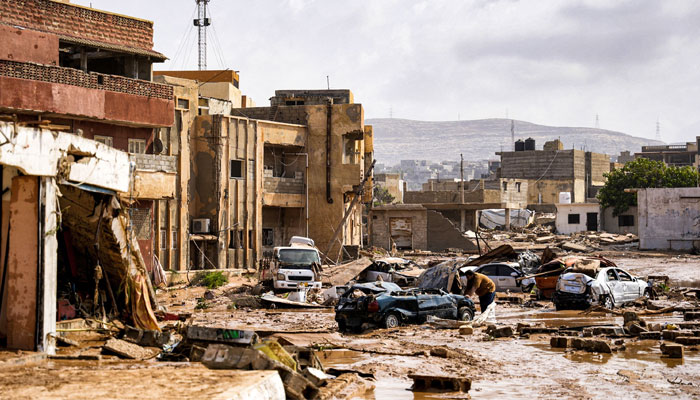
[262,228,274,246]
[618,215,634,227]
[128,139,146,154]
[248,230,253,249]
[230,160,243,179]
[94,135,113,147]
[606,269,618,281]
[479,265,499,276]
[171,231,178,250]
[515,182,521,192]
[617,269,633,281]
[502,182,508,191]
[159,229,167,250]
[176,98,190,109]
[568,214,580,224]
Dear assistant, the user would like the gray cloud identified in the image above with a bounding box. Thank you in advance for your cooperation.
[75,0,700,143]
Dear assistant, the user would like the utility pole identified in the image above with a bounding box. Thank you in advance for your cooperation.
[595,114,600,129]
[194,0,211,70]
[511,119,515,151]
[460,154,466,232]
[656,119,661,142]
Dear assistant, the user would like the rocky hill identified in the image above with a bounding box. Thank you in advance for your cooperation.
[367,118,662,165]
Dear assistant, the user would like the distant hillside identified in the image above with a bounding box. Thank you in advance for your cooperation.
[367,118,663,165]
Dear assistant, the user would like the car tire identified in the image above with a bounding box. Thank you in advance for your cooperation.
[459,307,474,321]
[602,295,614,310]
[383,313,400,329]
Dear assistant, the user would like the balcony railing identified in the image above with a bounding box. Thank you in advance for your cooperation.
[0,60,173,100]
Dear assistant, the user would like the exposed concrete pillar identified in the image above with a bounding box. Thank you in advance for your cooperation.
[6,176,39,351]
[5,176,57,354]
[504,207,511,231]
[460,210,466,232]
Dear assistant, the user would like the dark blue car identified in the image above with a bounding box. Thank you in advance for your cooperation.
[335,282,475,332]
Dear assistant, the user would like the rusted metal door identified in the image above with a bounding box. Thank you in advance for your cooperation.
[390,217,413,249]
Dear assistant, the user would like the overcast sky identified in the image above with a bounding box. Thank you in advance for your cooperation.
[74,0,700,143]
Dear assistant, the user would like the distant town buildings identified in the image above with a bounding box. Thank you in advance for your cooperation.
[634,138,700,170]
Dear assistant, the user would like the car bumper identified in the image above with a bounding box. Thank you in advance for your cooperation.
[274,281,321,289]
[552,291,593,307]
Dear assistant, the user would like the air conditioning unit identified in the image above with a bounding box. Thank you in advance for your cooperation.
[192,218,210,234]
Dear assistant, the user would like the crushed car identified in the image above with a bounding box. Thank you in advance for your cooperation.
[552,258,649,310]
[335,281,475,332]
[362,257,420,286]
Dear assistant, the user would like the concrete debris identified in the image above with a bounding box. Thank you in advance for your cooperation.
[201,344,320,400]
[409,374,471,393]
[103,338,158,360]
[185,326,257,345]
[660,343,684,359]
[486,325,514,338]
[459,325,474,335]
[684,312,700,321]
[430,347,459,358]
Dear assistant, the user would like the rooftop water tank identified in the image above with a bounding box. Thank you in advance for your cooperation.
[515,139,525,151]
[525,137,536,151]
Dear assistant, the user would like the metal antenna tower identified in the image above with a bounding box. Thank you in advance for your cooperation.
[595,114,600,129]
[194,0,211,70]
[510,119,515,151]
[656,119,661,141]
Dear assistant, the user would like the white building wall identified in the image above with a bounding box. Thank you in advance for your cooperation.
[555,203,600,234]
[638,188,700,251]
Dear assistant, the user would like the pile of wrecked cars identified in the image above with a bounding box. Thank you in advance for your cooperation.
[334,281,475,332]
[551,257,650,310]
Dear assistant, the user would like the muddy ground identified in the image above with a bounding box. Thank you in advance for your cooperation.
[1,250,699,399]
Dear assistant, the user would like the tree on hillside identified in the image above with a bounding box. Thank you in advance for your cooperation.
[597,158,699,216]
[373,186,395,206]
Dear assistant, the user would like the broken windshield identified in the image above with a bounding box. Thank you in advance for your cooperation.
[278,248,320,266]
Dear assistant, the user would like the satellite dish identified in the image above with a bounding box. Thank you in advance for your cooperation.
[153,138,164,154]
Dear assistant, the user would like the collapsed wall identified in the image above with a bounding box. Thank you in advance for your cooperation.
[427,210,478,252]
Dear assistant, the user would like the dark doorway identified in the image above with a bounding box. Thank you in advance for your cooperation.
[586,213,598,231]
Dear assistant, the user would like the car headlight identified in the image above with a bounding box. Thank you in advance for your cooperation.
[277,273,285,281]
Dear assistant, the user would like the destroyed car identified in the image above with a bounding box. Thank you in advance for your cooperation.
[335,283,475,332]
[552,265,649,310]
[363,257,419,286]
[459,262,535,293]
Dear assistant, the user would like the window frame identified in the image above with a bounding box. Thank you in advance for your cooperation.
[94,135,114,147]
[230,159,244,179]
[568,214,580,224]
[128,138,146,154]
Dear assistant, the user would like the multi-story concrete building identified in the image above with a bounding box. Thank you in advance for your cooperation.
[0,0,180,271]
[635,139,700,171]
[231,90,374,263]
[374,173,404,203]
[497,142,611,204]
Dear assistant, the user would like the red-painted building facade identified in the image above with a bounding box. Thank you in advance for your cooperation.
[0,0,176,270]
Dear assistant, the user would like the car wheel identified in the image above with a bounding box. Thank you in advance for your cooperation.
[602,295,614,310]
[459,307,474,321]
[643,288,651,298]
[384,313,400,329]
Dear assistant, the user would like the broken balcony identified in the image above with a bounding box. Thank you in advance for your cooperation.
[263,173,305,208]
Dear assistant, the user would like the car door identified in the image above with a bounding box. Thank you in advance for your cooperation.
[477,264,501,291]
[616,269,640,302]
[497,265,520,292]
[603,268,624,305]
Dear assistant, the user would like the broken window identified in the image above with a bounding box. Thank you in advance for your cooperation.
[568,214,580,224]
[177,98,190,109]
[618,215,634,227]
[502,182,508,191]
[230,160,243,179]
[128,139,146,154]
[94,135,113,147]
[262,228,274,246]
[515,182,521,192]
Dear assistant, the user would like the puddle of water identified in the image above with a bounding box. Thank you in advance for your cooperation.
[318,350,467,399]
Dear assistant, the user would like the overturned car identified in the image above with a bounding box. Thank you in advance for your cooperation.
[335,281,475,332]
[552,259,649,310]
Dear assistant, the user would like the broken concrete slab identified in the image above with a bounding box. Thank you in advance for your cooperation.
[459,325,474,335]
[486,325,514,338]
[186,326,257,345]
[201,344,319,400]
[591,326,626,337]
[318,373,374,400]
[684,312,700,321]
[639,332,662,340]
[674,336,700,345]
[662,330,695,341]
[409,374,471,393]
[570,338,612,353]
[661,343,684,359]
[561,242,588,252]
[626,323,648,337]
[103,338,157,360]
[520,326,559,335]
[550,336,573,348]
[430,347,459,359]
